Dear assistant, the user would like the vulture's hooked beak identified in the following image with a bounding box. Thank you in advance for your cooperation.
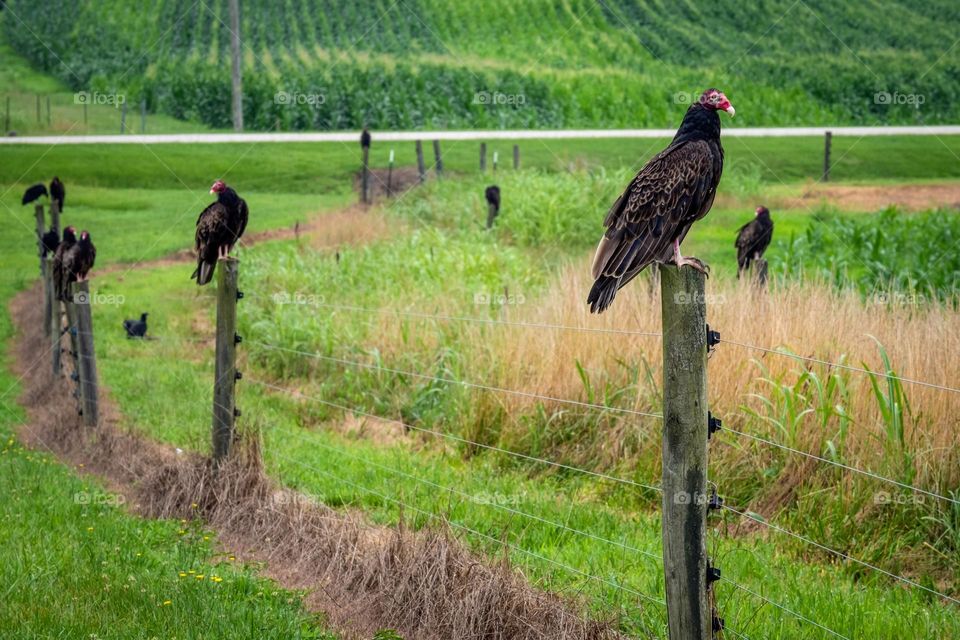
[725,105,736,117]
[209,189,215,194]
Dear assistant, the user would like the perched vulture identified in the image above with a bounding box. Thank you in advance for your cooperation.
[52,226,77,301]
[22,183,48,205]
[41,227,60,257]
[587,88,734,314]
[360,127,371,149]
[735,206,774,276]
[123,313,149,338]
[50,176,65,211]
[57,229,96,301]
[485,185,501,229]
[485,185,501,213]
[192,180,249,285]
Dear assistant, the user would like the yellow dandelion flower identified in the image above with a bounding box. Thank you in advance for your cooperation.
[195,574,205,580]
[86,527,94,532]
[188,570,195,574]
[228,556,235,561]
[178,572,187,578]
[191,503,198,509]
[162,600,172,606]
[202,536,209,541]
[212,576,223,583]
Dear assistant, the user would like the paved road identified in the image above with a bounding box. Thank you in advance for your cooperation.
[2,126,959,145]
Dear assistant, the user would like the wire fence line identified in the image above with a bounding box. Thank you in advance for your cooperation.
[722,505,960,606]
[719,338,960,395]
[273,415,662,563]
[721,580,850,640]
[722,425,960,506]
[274,450,669,609]
[249,378,661,493]
[249,341,665,420]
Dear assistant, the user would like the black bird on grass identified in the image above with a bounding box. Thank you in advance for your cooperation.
[360,127,371,149]
[40,227,60,257]
[50,176,65,211]
[57,230,96,301]
[123,313,149,338]
[484,185,501,228]
[22,183,48,205]
[192,180,249,285]
[52,226,77,300]
[587,88,735,313]
[735,206,774,277]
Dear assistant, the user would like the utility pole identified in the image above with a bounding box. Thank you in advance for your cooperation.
[229,0,244,131]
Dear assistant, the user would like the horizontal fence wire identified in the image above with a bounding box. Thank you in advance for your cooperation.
[719,338,960,395]
[722,505,960,606]
[274,298,664,338]
[249,378,661,493]
[273,450,668,609]
[277,421,662,564]
[722,579,850,640]
[722,426,960,506]
[249,341,664,420]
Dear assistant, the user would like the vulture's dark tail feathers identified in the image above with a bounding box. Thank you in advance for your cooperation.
[587,275,620,314]
[192,260,215,286]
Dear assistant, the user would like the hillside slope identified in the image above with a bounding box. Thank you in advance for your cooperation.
[3,0,958,130]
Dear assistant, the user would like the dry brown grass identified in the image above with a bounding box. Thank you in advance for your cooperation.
[10,282,621,640]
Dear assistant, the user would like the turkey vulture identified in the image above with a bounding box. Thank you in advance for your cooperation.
[192,180,249,285]
[41,227,59,257]
[22,183,48,205]
[735,206,774,276]
[123,313,149,338]
[587,88,734,314]
[360,127,371,149]
[50,176,65,211]
[58,230,96,301]
[52,226,77,301]
[485,185,501,228]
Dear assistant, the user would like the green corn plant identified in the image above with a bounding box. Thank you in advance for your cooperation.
[863,336,915,484]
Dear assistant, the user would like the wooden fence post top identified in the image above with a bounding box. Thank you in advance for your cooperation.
[659,264,710,640]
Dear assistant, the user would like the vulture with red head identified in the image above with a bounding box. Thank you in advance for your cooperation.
[52,226,77,301]
[587,88,735,313]
[192,180,249,285]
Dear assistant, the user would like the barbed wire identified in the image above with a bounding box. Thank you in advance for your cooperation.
[249,341,664,420]
[722,504,960,606]
[719,338,960,395]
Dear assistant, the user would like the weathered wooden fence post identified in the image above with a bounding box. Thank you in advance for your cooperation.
[120,101,128,134]
[480,142,487,172]
[140,99,147,133]
[822,130,832,182]
[513,144,520,169]
[415,140,426,183]
[65,300,82,412]
[43,257,54,340]
[493,150,499,172]
[50,200,60,235]
[213,258,240,462]
[387,149,394,197]
[753,258,769,288]
[361,145,370,204]
[34,204,45,271]
[83,102,88,127]
[71,281,99,426]
[659,265,710,640]
[433,139,443,178]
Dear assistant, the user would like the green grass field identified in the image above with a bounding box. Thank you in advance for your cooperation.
[2,136,958,638]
